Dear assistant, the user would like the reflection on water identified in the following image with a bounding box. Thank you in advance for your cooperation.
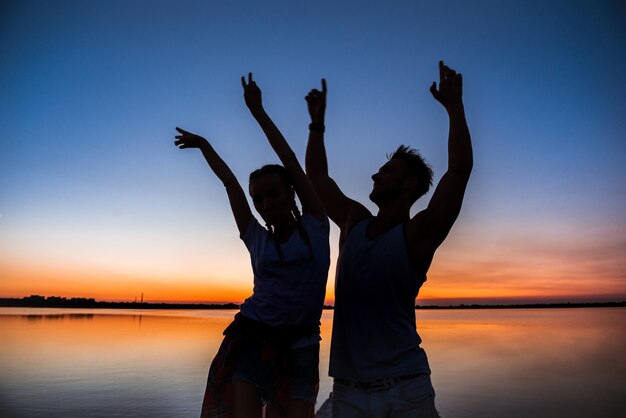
[0,308,624,417]
[419,309,626,418]
[22,313,95,321]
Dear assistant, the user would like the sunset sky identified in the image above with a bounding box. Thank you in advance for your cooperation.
[1,0,625,305]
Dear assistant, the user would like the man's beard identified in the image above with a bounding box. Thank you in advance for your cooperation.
[369,187,402,205]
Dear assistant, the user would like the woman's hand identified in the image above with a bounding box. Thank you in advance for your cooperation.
[174,127,208,149]
[241,72,263,114]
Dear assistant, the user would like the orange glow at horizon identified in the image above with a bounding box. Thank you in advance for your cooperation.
[0,259,256,304]
[2,227,625,305]
[2,258,624,305]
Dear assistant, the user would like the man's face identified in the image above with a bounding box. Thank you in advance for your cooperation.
[369,159,412,205]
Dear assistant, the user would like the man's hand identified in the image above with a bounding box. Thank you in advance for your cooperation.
[241,72,263,114]
[174,127,208,149]
[430,61,463,111]
[305,79,327,123]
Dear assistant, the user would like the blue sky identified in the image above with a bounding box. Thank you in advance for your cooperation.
[1,0,625,303]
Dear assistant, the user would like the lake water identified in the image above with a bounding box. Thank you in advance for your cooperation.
[1,307,625,417]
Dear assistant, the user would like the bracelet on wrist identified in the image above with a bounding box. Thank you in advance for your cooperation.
[309,122,325,133]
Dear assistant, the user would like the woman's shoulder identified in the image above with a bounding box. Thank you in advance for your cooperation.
[241,216,268,244]
[300,211,330,233]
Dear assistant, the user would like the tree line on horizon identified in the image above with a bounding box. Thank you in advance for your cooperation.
[1,295,624,310]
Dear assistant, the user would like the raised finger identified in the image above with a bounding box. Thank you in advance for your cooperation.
[176,127,189,135]
[248,72,253,85]
[439,61,444,84]
[241,76,247,88]
[321,78,327,95]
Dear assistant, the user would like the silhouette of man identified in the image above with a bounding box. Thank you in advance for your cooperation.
[305,61,472,417]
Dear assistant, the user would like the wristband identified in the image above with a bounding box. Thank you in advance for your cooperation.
[309,122,325,133]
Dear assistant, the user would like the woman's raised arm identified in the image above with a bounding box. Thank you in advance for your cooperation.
[175,127,252,236]
[241,73,325,221]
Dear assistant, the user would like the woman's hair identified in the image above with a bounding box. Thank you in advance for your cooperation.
[249,164,312,260]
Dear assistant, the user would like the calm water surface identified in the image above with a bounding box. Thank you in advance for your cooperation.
[1,308,624,417]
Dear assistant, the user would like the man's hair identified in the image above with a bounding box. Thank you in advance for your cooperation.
[389,145,434,202]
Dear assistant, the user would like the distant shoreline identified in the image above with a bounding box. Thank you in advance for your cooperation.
[414,301,626,309]
[1,296,624,310]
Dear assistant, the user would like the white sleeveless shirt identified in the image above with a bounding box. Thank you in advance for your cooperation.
[239,213,330,347]
[329,218,430,380]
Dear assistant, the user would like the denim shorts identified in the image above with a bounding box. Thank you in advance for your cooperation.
[232,341,320,404]
[332,373,439,417]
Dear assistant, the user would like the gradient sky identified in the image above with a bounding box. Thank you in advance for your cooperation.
[1,0,625,304]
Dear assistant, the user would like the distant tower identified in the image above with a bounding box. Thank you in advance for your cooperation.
[141,292,144,304]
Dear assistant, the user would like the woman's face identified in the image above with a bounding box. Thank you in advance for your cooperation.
[249,173,294,227]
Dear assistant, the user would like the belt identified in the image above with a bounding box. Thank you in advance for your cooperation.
[335,374,421,392]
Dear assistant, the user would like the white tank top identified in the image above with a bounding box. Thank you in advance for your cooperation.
[329,218,430,381]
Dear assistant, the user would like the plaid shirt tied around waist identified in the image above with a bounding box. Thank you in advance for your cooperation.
[201,312,320,418]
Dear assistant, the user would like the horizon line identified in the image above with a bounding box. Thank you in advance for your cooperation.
[2,293,625,305]
[2,295,625,309]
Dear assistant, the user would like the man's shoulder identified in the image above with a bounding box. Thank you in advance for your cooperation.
[405,211,437,275]
[406,210,427,234]
[338,205,372,248]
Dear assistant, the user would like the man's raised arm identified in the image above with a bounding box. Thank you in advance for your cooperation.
[415,61,473,248]
[305,80,369,229]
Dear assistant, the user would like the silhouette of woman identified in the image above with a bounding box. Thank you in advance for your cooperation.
[175,74,330,418]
